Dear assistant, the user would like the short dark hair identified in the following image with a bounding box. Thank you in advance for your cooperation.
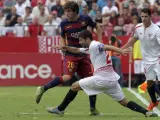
[79,30,93,40]
[63,1,79,14]
[141,8,151,16]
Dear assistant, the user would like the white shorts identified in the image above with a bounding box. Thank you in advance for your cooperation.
[143,60,160,81]
[134,60,144,74]
[79,75,125,101]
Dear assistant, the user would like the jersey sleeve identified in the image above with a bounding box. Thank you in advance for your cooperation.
[79,48,89,54]
[156,28,160,44]
[133,27,139,40]
[86,15,97,28]
[60,22,65,38]
[97,43,105,52]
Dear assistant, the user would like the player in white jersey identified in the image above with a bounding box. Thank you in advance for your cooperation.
[122,8,160,111]
[54,30,158,117]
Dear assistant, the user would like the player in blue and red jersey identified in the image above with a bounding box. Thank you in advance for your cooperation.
[35,1,102,116]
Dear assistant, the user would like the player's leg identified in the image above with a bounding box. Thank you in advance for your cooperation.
[155,62,160,101]
[78,57,100,116]
[104,81,158,117]
[47,75,79,116]
[144,63,158,110]
[35,56,77,104]
[119,98,158,117]
[46,57,81,115]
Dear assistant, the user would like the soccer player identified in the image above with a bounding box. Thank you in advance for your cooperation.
[54,29,158,117]
[35,1,102,116]
[122,8,160,110]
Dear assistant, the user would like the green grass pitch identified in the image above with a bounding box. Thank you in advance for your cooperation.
[0,87,159,120]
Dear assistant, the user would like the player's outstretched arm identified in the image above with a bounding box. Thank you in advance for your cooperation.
[60,36,66,46]
[54,45,81,54]
[95,24,103,43]
[103,45,130,55]
[121,37,137,49]
[64,46,81,54]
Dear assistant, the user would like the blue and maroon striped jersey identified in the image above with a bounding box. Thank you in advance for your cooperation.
[60,15,97,56]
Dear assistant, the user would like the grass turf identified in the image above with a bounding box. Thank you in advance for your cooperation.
[0,87,159,120]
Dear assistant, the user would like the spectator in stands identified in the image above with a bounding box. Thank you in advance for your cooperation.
[43,14,59,36]
[100,17,113,37]
[108,10,123,35]
[152,8,160,23]
[115,0,124,15]
[3,6,19,36]
[108,34,123,86]
[15,0,27,16]
[51,0,63,17]
[22,6,34,25]
[45,0,56,12]
[37,6,48,25]
[27,16,43,36]
[81,5,89,15]
[128,0,137,14]
[138,0,151,10]
[3,0,16,14]
[77,0,87,15]
[97,0,114,11]
[0,10,5,36]
[123,13,139,36]
[0,0,3,9]
[32,0,49,17]
[23,0,31,7]
[102,0,118,17]
[52,10,61,28]
[31,0,46,7]
[155,0,160,12]
[95,10,102,23]
[121,7,132,24]
[13,16,28,37]
[85,0,93,10]
[89,3,99,21]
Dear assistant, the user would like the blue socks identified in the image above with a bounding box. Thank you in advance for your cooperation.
[44,77,63,91]
[147,83,157,103]
[89,95,97,109]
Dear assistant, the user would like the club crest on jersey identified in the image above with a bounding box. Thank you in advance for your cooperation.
[65,25,72,30]
[148,33,152,37]
[69,69,72,72]
[81,21,86,26]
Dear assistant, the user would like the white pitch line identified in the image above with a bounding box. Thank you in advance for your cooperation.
[18,112,133,116]
[127,88,160,116]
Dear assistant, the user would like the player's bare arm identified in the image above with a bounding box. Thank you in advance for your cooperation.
[103,45,130,55]
[60,36,66,46]
[121,37,137,49]
[54,46,81,54]
[95,24,103,43]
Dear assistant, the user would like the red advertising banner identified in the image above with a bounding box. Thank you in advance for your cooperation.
[0,37,38,53]
[38,36,61,53]
[0,36,134,86]
[0,53,62,86]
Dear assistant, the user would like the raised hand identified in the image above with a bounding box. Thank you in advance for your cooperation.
[52,45,65,50]
[122,48,132,55]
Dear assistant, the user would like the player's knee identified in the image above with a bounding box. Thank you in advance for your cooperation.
[71,82,80,91]
[147,80,154,88]
[118,98,128,107]
[62,75,72,82]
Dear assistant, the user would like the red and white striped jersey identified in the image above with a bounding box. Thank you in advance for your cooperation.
[80,41,119,81]
[80,41,112,72]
